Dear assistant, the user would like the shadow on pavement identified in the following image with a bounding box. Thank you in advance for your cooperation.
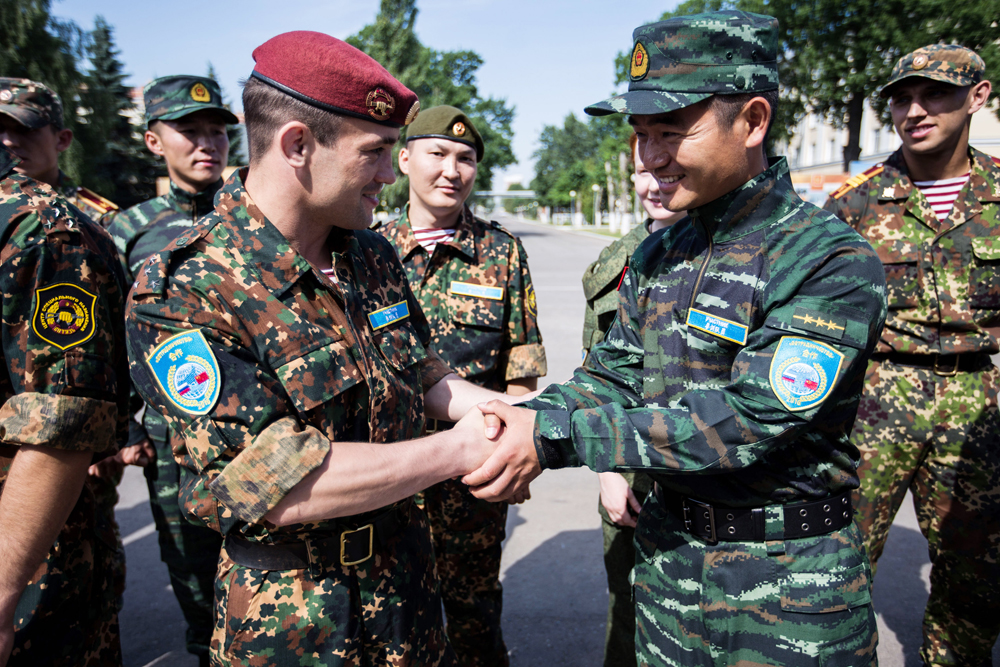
[874,523,929,667]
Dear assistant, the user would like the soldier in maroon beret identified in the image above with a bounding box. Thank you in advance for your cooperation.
[125,31,520,667]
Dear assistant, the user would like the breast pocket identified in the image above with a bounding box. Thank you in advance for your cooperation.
[274,338,363,416]
[447,292,504,374]
[872,239,918,309]
[970,237,1000,309]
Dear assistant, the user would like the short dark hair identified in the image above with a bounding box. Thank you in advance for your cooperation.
[241,76,344,164]
[711,90,779,147]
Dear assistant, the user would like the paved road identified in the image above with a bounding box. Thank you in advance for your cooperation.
[114,213,998,666]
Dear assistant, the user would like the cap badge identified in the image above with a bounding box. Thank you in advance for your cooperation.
[913,54,929,70]
[0,90,11,102]
[630,42,650,81]
[191,83,211,103]
[452,121,466,137]
[404,101,420,126]
[366,88,396,122]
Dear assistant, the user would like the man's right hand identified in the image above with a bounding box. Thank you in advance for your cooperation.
[599,472,642,527]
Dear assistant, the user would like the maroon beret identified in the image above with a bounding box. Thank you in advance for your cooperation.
[250,31,420,128]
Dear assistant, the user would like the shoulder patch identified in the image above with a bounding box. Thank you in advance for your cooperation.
[146,329,221,416]
[31,283,98,350]
[769,336,844,412]
[830,165,884,200]
[75,187,119,214]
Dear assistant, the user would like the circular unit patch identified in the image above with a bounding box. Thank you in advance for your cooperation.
[768,336,844,412]
[191,83,211,102]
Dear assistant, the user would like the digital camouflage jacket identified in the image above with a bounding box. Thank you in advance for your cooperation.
[376,205,546,391]
[126,169,451,544]
[527,158,888,507]
[823,147,1000,356]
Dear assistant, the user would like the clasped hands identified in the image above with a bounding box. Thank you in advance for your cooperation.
[449,400,542,504]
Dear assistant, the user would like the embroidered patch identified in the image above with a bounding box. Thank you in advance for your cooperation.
[769,337,844,412]
[368,300,410,330]
[32,283,98,350]
[526,286,537,318]
[366,88,396,122]
[630,42,650,81]
[146,330,221,416]
[686,308,748,345]
[450,281,503,301]
[790,307,846,340]
[452,122,466,137]
[191,83,211,102]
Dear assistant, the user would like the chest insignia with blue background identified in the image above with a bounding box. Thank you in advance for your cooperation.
[686,308,749,345]
[147,329,221,416]
[769,336,844,412]
[368,300,410,330]
[450,281,504,301]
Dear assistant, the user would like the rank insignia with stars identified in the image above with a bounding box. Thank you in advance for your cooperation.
[790,307,846,341]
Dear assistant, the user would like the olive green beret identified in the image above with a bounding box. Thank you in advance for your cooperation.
[406,105,484,162]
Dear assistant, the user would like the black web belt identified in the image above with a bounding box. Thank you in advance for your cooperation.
[871,351,991,377]
[655,484,852,543]
[224,501,410,570]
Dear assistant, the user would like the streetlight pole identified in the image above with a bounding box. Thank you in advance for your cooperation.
[591,183,601,227]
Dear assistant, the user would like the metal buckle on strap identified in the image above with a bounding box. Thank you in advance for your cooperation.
[933,353,959,377]
[340,524,374,566]
[682,497,717,544]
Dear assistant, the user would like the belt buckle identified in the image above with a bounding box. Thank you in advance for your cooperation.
[425,419,439,434]
[683,497,717,544]
[933,353,959,377]
[340,524,374,566]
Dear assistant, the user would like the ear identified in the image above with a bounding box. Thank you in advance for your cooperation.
[740,97,771,152]
[144,129,164,157]
[398,145,410,175]
[968,80,992,115]
[54,128,73,153]
[277,121,310,168]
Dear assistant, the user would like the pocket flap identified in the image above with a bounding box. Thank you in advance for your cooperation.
[780,563,872,614]
[275,339,362,414]
[449,291,503,330]
[972,236,1000,261]
[376,320,428,371]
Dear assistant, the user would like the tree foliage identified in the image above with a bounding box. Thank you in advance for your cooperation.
[348,0,516,210]
[207,62,246,166]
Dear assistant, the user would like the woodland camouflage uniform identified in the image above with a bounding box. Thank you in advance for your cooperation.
[824,45,1000,662]
[0,146,129,666]
[377,200,546,667]
[524,11,887,665]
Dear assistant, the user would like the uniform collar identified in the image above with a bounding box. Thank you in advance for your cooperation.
[166,177,224,218]
[689,156,798,241]
[213,167,333,297]
[876,147,1000,204]
[392,202,478,261]
[55,170,77,199]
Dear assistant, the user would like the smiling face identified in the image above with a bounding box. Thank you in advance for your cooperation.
[889,78,988,162]
[145,110,230,193]
[629,99,753,212]
[399,137,477,225]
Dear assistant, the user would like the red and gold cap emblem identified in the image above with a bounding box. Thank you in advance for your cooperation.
[366,88,396,122]
[452,121,466,137]
[630,42,650,81]
[191,83,211,102]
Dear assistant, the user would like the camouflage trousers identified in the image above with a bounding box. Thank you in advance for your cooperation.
[10,481,124,666]
[144,433,221,658]
[852,359,1000,667]
[598,472,653,667]
[416,478,509,667]
[632,489,878,667]
[212,503,456,667]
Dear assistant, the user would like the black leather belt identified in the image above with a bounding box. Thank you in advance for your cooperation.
[224,501,410,570]
[655,484,852,543]
[424,418,454,434]
[871,351,990,377]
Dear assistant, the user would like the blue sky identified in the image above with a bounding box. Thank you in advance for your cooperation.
[52,0,680,188]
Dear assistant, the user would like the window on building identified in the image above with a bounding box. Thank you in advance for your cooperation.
[828,139,837,162]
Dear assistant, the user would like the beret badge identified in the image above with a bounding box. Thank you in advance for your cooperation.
[366,88,396,122]
[191,83,211,103]
[452,121,466,137]
[630,42,649,81]
[0,90,11,102]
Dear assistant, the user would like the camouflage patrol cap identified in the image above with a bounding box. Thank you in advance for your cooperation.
[143,75,239,125]
[0,78,64,130]
[880,44,986,98]
[406,105,484,161]
[585,10,779,117]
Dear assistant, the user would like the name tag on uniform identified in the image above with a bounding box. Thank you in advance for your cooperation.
[686,308,748,345]
[449,281,504,301]
[368,301,410,330]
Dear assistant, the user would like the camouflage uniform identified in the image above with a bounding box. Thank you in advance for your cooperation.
[55,171,119,227]
[106,177,225,660]
[824,144,1000,666]
[0,147,129,665]
[580,219,654,667]
[376,203,546,667]
[127,168,457,667]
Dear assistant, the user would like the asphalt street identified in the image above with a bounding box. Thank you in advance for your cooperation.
[114,213,999,666]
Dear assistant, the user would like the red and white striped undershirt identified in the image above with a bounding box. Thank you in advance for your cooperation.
[412,227,456,254]
[321,268,337,283]
[913,173,970,221]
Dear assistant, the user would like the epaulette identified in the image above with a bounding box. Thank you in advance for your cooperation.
[74,187,119,215]
[830,165,884,200]
[489,219,515,238]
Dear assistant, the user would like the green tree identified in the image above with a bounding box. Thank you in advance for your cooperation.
[207,62,246,166]
[74,16,158,206]
[347,0,516,210]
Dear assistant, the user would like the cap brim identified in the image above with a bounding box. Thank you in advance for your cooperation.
[151,104,239,124]
[584,90,713,117]
[878,72,969,98]
[0,106,49,129]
